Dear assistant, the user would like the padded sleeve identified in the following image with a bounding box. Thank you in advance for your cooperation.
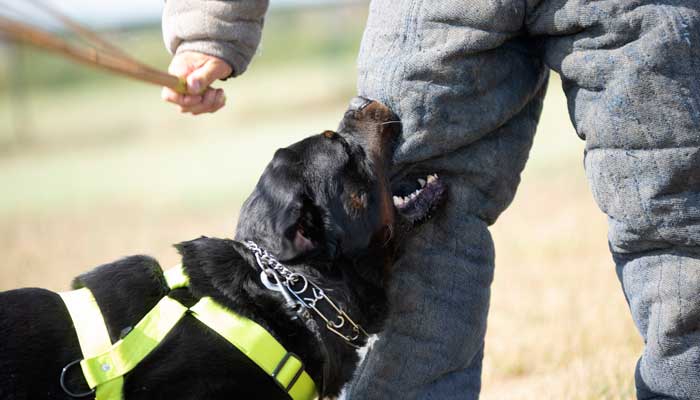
[162,0,269,77]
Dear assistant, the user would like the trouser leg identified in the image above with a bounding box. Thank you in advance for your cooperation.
[348,2,549,397]
[616,250,700,399]
[346,92,548,399]
[528,1,700,398]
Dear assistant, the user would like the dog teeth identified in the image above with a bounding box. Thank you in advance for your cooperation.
[418,178,426,187]
[395,188,428,207]
[427,174,437,183]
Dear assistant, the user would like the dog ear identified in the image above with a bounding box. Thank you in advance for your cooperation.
[236,148,324,261]
[276,195,322,261]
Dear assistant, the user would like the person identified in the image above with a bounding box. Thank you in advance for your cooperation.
[162,1,700,399]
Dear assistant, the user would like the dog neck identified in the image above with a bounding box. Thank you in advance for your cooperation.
[176,237,382,398]
[72,237,380,398]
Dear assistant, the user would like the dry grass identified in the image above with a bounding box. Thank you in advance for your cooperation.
[482,78,642,399]
[484,174,641,399]
[0,60,642,398]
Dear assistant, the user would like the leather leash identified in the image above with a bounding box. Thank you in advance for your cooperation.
[0,1,188,94]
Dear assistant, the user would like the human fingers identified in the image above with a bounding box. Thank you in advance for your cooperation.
[161,87,204,107]
[185,88,226,115]
[208,90,227,113]
[167,52,198,77]
[164,52,230,114]
[185,58,232,95]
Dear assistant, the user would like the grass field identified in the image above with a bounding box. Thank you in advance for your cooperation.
[0,6,642,399]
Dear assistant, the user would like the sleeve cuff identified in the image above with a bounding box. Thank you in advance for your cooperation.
[174,39,256,79]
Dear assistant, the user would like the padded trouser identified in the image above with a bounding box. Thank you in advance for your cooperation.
[347,1,700,399]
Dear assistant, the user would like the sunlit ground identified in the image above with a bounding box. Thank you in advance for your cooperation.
[0,7,641,398]
[484,82,642,398]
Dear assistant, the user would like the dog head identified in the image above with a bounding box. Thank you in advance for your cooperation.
[179,99,445,396]
[235,97,446,262]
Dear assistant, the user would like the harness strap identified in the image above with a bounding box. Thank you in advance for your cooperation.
[190,297,318,400]
[59,288,112,361]
[59,288,124,399]
[80,296,188,389]
[59,266,318,400]
[163,264,190,289]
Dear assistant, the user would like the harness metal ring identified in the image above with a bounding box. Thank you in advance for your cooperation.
[60,358,95,398]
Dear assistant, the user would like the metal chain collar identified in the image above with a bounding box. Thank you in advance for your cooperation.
[244,241,368,349]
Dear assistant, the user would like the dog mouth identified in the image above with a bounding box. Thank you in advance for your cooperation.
[391,174,446,224]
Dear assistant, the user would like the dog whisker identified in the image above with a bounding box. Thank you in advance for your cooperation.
[382,224,394,247]
[381,120,402,127]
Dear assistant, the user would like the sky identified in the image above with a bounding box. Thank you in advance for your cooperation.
[3,0,357,28]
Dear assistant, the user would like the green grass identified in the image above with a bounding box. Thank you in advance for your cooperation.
[0,6,367,214]
[0,56,359,216]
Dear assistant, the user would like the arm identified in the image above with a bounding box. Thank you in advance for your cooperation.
[161,0,269,115]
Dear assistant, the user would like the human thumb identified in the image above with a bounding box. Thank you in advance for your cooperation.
[186,58,233,95]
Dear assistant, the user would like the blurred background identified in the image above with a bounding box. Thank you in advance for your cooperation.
[0,1,641,398]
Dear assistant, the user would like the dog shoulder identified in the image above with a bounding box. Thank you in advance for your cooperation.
[73,255,167,299]
[72,255,169,342]
[174,237,257,300]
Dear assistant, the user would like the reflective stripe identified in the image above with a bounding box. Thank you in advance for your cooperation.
[190,297,318,400]
[164,265,189,290]
[59,288,124,400]
[81,296,188,389]
[60,288,112,357]
[60,266,318,400]
[95,379,123,400]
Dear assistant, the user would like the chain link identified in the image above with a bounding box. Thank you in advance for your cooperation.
[244,241,368,348]
[245,241,296,280]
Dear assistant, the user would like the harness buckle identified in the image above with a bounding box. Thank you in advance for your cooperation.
[271,352,305,393]
[60,358,95,398]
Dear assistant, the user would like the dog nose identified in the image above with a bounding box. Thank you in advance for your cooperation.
[348,96,373,111]
[342,97,400,145]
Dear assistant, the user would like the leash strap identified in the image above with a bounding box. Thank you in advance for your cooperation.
[0,7,188,94]
[190,297,318,400]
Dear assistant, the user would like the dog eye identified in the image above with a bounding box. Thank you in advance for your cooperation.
[349,192,367,210]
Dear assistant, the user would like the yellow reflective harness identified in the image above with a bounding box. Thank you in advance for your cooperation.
[58,265,318,400]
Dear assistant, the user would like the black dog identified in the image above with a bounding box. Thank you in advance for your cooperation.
[0,98,446,399]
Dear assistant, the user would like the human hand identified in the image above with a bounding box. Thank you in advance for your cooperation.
[161,52,233,115]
